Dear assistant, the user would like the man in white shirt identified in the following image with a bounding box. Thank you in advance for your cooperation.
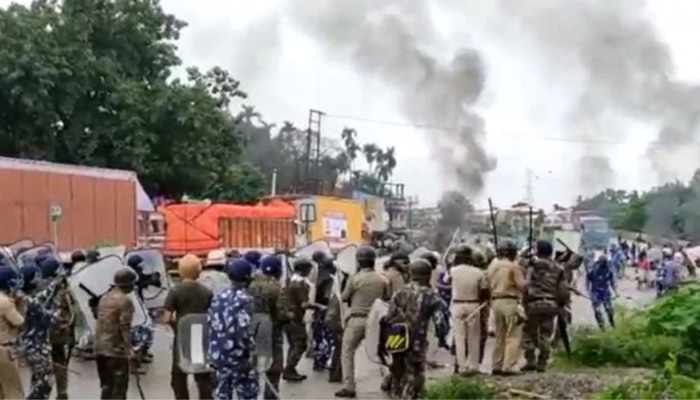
[197,249,229,294]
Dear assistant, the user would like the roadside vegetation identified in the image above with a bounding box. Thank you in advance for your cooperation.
[424,284,700,399]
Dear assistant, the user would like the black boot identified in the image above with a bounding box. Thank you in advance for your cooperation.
[335,388,357,398]
[282,368,307,382]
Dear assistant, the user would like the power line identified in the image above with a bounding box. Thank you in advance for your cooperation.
[323,112,633,145]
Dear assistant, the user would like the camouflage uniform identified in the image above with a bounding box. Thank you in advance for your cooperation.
[49,279,76,399]
[94,272,135,400]
[383,260,449,399]
[208,283,259,400]
[17,276,63,399]
[248,273,290,399]
[523,249,570,372]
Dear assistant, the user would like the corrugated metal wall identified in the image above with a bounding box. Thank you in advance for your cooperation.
[0,169,136,249]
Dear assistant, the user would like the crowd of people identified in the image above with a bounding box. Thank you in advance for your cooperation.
[0,234,668,399]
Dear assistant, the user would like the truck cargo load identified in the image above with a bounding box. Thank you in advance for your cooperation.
[160,201,297,257]
[0,157,157,250]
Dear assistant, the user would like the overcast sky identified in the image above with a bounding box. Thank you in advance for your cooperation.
[5,0,700,209]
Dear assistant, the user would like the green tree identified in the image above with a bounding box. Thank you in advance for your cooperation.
[0,0,265,202]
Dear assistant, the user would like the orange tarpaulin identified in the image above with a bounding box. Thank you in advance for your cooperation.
[160,201,296,256]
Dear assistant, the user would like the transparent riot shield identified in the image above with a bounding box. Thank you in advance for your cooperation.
[176,313,211,374]
[16,245,55,268]
[409,246,430,261]
[7,238,34,255]
[98,245,126,259]
[251,313,273,371]
[364,299,390,365]
[68,255,151,333]
[124,249,170,310]
[335,244,358,276]
[38,241,57,254]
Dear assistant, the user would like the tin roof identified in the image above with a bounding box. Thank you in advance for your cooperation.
[0,157,155,212]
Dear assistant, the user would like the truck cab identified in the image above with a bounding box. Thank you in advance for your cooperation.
[579,216,611,250]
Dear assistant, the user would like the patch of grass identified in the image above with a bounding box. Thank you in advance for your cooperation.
[593,355,700,399]
[423,377,497,399]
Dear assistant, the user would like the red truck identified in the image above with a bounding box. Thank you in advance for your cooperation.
[0,157,164,250]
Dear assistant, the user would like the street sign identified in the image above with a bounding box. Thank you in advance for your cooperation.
[50,203,63,221]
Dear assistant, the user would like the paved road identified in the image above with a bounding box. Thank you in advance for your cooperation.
[21,275,657,399]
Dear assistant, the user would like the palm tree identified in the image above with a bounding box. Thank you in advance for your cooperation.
[376,146,397,182]
[239,105,261,125]
[362,143,380,172]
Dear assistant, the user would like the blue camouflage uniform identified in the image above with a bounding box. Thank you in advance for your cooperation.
[586,256,616,329]
[208,259,259,400]
[17,261,62,399]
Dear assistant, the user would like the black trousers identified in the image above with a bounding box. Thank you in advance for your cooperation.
[96,356,129,399]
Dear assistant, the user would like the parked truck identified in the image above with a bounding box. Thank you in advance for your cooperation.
[159,200,299,257]
[0,157,164,250]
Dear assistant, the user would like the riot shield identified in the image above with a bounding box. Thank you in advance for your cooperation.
[124,249,170,310]
[294,240,332,260]
[176,313,211,374]
[68,255,151,333]
[364,299,389,365]
[16,245,55,268]
[0,247,14,268]
[7,238,34,255]
[38,241,57,254]
[409,246,430,260]
[98,245,126,259]
[335,244,358,276]
[251,313,273,371]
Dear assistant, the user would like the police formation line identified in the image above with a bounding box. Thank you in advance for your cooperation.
[0,239,605,400]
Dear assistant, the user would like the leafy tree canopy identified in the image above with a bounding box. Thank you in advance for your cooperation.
[575,170,700,241]
[0,0,399,204]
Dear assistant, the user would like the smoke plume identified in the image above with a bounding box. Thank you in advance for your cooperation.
[284,0,496,194]
[486,0,700,187]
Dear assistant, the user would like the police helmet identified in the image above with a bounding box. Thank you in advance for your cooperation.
[293,258,313,273]
[408,259,432,280]
[127,255,144,270]
[0,266,22,292]
[260,256,282,276]
[38,256,61,277]
[114,268,137,288]
[419,251,439,269]
[312,250,327,264]
[497,239,518,256]
[86,250,100,263]
[18,264,41,290]
[356,246,377,262]
[535,240,554,258]
[71,250,87,264]
[243,251,263,268]
[227,258,254,282]
[388,252,410,268]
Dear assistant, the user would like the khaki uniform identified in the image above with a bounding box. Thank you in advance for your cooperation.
[450,264,486,373]
[340,269,389,391]
[0,292,24,399]
[487,259,525,373]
